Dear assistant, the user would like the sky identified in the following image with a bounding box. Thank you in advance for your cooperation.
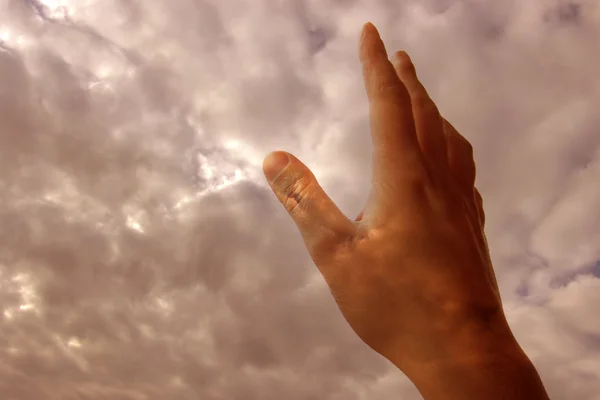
[0,0,599,399]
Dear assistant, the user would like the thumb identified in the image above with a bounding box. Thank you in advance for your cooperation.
[263,151,356,261]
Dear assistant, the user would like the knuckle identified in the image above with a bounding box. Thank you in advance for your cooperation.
[464,141,474,158]
[370,82,406,104]
[474,188,483,205]
[458,135,474,157]
[363,58,407,103]
[474,189,486,225]
[411,93,437,113]
[282,177,313,214]
[445,123,474,158]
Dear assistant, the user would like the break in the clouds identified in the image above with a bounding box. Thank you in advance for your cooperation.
[0,0,599,399]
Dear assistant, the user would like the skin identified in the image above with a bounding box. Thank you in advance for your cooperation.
[262,23,550,400]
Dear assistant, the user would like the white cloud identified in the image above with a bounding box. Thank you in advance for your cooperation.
[0,0,598,398]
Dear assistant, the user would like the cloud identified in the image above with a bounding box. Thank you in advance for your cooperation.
[0,0,598,398]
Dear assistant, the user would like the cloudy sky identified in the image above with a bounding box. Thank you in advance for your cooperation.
[0,0,599,399]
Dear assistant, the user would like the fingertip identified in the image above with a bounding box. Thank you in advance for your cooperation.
[392,51,416,75]
[263,151,290,182]
[361,22,376,39]
[359,22,386,62]
[392,50,409,62]
[362,21,373,30]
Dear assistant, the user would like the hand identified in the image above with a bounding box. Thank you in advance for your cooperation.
[263,23,516,382]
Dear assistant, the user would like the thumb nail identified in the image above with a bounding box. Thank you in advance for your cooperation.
[263,152,290,182]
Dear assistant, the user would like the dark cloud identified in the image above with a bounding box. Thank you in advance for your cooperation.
[545,2,583,25]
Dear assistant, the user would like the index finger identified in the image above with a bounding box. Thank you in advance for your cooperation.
[359,23,423,175]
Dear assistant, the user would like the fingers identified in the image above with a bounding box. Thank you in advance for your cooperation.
[443,119,485,226]
[263,151,356,263]
[359,23,424,183]
[388,49,482,226]
[391,50,484,229]
[391,51,448,172]
[443,119,476,195]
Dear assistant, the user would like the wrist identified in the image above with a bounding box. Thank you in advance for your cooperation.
[383,313,550,400]
[410,345,549,400]
[385,305,520,375]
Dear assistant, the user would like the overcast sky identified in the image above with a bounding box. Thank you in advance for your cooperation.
[0,0,599,399]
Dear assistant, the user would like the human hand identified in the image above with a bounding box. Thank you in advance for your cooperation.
[262,22,521,384]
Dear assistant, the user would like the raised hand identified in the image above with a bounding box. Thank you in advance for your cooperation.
[262,22,548,400]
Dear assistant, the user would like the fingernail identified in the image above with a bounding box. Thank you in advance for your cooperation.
[263,152,290,182]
